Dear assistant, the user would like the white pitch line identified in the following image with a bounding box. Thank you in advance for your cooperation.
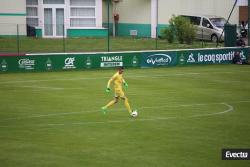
[0,102,211,122]
[1,100,248,123]
[44,103,234,127]
[0,77,109,84]
[19,85,85,90]
[0,73,199,84]
[0,70,248,85]
[0,109,98,121]
[187,103,234,118]
[21,85,65,90]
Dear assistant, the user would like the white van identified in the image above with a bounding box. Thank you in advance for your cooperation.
[181,15,226,42]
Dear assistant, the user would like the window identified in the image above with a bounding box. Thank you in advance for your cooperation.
[43,0,65,4]
[71,8,95,17]
[26,0,39,27]
[202,18,213,29]
[27,18,39,27]
[27,7,38,16]
[70,0,96,27]
[27,0,38,5]
[190,16,201,26]
[209,18,227,28]
[70,18,96,27]
[70,0,95,6]
[181,16,201,26]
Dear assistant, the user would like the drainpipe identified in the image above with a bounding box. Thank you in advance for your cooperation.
[112,1,116,37]
[112,0,119,37]
[151,0,158,38]
[107,0,110,52]
[248,0,250,45]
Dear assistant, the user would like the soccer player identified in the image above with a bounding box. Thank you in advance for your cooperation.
[102,66,134,116]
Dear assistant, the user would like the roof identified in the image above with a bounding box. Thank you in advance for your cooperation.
[180,14,225,19]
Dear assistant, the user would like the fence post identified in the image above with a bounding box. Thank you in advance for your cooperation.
[248,0,250,46]
[155,27,158,50]
[155,0,158,50]
[107,0,110,52]
[16,24,20,56]
[202,29,204,48]
[63,24,66,52]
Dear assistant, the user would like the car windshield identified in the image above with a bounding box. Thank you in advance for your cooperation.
[209,18,227,28]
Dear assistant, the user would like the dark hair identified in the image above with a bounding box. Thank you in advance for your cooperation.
[118,66,124,70]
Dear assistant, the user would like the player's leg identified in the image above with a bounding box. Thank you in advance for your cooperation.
[103,97,119,109]
[102,90,120,113]
[120,91,132,114]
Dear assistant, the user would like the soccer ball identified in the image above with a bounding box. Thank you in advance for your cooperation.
[131,110,138,118]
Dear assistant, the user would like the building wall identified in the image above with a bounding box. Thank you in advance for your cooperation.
[102,0,151,37]
[158,0,239,25]
[0,0,26,13]
[108,0,239,38]
[116,0,151,24]
[0,0,26,36]
[157,0,239,38]
[117,0,151,37]
[0,0,242,38]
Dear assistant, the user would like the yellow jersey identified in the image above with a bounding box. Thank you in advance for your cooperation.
[107,72,125,91]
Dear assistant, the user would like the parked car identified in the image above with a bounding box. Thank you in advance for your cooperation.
[181,14,227,42]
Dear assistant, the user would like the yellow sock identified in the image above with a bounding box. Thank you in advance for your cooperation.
[124,98,132,113]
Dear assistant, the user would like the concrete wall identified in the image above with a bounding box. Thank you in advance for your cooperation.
[103,0,239,25]
[0,17,26,36]
[0,0,26,36]
[0,0,240,37]
[102,0,239,38]
[158,0,239,25]
[0,0,26,13]
[115,0,151,24]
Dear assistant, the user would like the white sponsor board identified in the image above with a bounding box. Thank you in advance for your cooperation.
[100,56,123,67]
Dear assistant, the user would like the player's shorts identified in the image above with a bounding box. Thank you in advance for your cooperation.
[114,89,125,98]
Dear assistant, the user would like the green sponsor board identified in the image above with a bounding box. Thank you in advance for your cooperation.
[141,51,178,67]
[0,55,83,72]
[0,53,141,72]
[177,48,249,65]
[0,47,249,73]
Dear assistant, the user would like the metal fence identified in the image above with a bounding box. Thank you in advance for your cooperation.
[0,23,228,54]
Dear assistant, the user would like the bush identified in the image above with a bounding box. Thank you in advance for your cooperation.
[162,15,196,44]
[183,22,196,44]
[173,16,186,44]
[161,27,174,43]
[161,17,175,43]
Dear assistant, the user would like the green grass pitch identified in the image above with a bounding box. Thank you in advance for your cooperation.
[0,65,250,167]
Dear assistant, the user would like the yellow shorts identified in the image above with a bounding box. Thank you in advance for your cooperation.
[114,89,125,98]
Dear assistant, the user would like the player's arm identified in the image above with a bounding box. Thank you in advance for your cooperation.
[106,74,116,92]
[122,78,128,88]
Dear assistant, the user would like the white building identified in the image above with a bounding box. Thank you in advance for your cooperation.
[0,0,248,38]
